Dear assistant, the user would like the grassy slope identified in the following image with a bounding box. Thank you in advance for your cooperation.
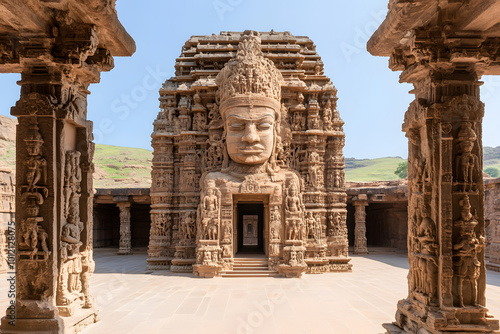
[93,144,152,188]
[484,146,500,172]
[345,157,406,182]
[0,140,15,169]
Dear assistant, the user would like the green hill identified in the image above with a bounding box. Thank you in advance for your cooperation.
[345,157,406,182]
[93,144,152,188]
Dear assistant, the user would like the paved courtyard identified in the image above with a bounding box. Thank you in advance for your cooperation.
[2,248,500,334]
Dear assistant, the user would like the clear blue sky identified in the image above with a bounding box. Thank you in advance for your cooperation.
[1,0,499,159]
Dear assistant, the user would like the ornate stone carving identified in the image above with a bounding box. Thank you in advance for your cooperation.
[455,122,479,192]
[149,31,349,277]
[453,195,483,307]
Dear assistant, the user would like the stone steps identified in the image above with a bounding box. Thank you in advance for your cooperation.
[222,257,279,278]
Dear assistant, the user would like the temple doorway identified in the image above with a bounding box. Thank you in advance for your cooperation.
[237,203,264,254]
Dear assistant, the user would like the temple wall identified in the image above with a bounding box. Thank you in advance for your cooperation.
[485,178,500,271]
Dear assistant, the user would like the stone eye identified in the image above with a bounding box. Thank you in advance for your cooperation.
[257,122,272,130]
[230,123,244,131]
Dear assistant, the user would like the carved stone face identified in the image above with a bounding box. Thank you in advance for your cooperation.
[225,105,275,165]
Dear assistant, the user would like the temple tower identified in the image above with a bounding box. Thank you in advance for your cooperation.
[148,31,350,277]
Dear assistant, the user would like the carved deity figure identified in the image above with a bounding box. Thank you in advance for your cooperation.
[415,207,438,300]
[199,181,220,241]
[453,195,483,307]
[180,212,194,240]
[58,205,84,306]
[22,120,48,198]
[286,184,301,214]
[292,111,305,131]
[306,212,316,240]
[323,100,333,131]
[214,31,284,174]
[20,200,50,259]
[270,207,281,241]
[455,122,478,191]
[204,188,218,213]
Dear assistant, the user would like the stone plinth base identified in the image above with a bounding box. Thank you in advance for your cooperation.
[1,306,98,334]
[146,257,172,271]
[171,258,195,273]
[382,323,407,334]
[60,306,99,334]
[392,298,499,334]
[193,264,223,278]
[277,264,306,278]
[117,248,132,255]
[305,257,330,274]
[328,256,352,272]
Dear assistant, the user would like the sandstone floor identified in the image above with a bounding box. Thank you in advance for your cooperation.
[3,248,500,334]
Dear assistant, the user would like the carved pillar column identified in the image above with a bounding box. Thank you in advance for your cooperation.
[117,201,132,255]
[1,26,116,332]
[381,29,499,334]
[353,196,368,255]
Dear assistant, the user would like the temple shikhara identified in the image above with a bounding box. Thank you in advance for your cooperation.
[147,31,350,278]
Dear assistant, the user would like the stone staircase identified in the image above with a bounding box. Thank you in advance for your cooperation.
[221,257,280,278]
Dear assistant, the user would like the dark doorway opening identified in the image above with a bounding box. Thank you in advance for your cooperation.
[237,203,264,254]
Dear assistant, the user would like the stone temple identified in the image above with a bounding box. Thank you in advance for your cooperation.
[147,31,350,277]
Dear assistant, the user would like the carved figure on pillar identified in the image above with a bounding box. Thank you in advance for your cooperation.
[455,122,478,192]
[415,206,438,303]
[453,195,483,307]
[58,204,84,309]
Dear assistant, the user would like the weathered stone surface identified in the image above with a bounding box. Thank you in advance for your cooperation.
[0,1,135,332]
[148,31,350,277]
[369,1,500,333]
[485,178,500,272]
[0,115,16,142]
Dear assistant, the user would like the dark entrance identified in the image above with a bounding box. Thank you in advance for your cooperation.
[237,203,264,253]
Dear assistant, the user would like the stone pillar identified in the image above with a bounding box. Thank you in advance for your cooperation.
[375,28,500,334]
[117,201,132,255]
[353,196,368,255]
[0,29,117,334]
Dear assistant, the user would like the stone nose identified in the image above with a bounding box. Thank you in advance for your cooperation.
[241,123,259,144]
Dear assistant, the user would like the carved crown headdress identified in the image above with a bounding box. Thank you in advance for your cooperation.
[216,31,283,117]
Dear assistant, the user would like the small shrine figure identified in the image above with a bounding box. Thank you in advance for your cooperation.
[416,207,438,300]
[286,184,301,213]
[58,205,84,305]
[455,122,478,191]
[453,195,483,307]
[306,212,316,240]
[23,121,48,197]
[180,212,194,240]
[323,100,333,131]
